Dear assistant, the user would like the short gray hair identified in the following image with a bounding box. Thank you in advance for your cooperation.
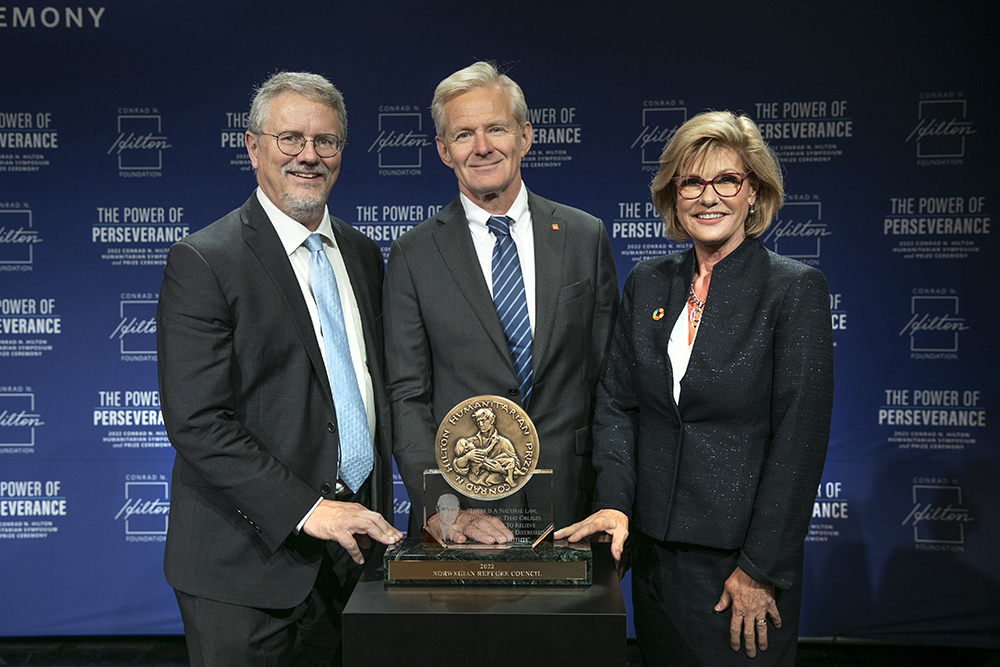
[247,71,347,140]
[430,61,527,137]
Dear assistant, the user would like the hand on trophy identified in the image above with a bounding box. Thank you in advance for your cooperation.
[303,499,403,564]
[428,506,514,545]
[554,509,630,577]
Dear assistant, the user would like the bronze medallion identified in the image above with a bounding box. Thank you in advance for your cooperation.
[435,395,539,500]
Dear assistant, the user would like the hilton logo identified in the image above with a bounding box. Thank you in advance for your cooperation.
[111,299,157,354]
[0,392,42,448]
[902,483,973,546]
[368,112,432,169]
[0,209,41,265]
[115,481,169,535]
[633,107,686,165]
[108,113,171,170]
[761,201,831,260]
[906,99,975,159]
[899,295,969,353]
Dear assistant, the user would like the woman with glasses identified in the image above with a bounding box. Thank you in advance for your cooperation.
[556,111,834,665]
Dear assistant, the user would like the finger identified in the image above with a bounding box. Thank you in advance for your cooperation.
[335,532,365,565]
[769,606,783,629]
[353,510,402,543]
[368,518,403,544]
[481,516,514,542]
[557,523,594,543]
[462,512,513,542]
[715,589,732,613]
[729,614,743,652]
[756,617,768,651]
[553,522,578,540]
[465,517,512,544]
[743,616,757,658]
[610,530,627,561]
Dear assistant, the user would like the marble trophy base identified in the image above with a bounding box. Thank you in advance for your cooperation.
[383,537,592,586]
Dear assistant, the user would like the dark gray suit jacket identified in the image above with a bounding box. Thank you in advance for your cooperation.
[384,192,618,532]
[593,238,833,590]
[157,194,392,608]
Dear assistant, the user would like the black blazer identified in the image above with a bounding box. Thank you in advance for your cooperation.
[156,194,392,608]
[592,238,833,589]
[384,192,619,531]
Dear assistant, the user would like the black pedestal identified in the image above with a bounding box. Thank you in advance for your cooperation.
[343,542,626,665]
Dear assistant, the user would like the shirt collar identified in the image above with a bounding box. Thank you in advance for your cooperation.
[255,187,337,256]
[460,182,530,239]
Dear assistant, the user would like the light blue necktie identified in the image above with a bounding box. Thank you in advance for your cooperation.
[486,216,533,406]
[304,233,372,493]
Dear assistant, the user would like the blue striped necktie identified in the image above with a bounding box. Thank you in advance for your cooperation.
[304,233,372,493]
[486,215,533,406]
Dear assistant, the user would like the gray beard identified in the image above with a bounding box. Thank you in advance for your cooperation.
[280,190,327,222]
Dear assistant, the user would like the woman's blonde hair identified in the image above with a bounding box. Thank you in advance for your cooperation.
[650,111,782,241]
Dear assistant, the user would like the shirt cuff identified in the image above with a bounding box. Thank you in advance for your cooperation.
[295,497,324,535]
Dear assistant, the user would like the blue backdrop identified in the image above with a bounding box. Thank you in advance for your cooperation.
[1,0,996,646]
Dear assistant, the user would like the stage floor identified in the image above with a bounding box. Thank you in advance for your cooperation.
[0,637,997,666]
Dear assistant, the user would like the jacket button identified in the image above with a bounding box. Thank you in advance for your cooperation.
[327,422,336,433]
[320,483,332,495]
[507,387,519,397]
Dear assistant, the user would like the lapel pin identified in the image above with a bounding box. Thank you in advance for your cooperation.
[652,308,664,321]
[551,223,559,231]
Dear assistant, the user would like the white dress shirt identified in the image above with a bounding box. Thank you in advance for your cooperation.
[460,182,536,334]
[256,189,376,527]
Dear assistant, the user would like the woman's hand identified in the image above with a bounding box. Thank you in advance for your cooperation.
[714,566,782,657]
[554,509,629,563]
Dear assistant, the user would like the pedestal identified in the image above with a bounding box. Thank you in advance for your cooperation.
[343,542,626,666]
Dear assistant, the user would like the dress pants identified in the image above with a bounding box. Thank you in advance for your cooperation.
[175,480,371,667]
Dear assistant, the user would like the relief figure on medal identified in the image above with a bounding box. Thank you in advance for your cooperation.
[436,396,537,500]
[454,407,526,488]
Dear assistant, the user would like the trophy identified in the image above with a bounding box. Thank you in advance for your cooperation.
[383,396,592,585]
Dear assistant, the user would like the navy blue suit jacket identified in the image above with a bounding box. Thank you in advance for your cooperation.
[593,238,833,589]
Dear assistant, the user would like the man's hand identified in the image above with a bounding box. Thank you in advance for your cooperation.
[302,499,403,564]
[428,509,514,545]
[714,567,782,657]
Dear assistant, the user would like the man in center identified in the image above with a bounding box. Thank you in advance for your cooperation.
[385,61,618,540]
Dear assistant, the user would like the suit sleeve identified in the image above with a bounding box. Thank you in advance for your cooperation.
[592,221,620,382]
[592,268,639,518]
[737,268,834,589]
[382,240,440,511]
[157,241,319,554]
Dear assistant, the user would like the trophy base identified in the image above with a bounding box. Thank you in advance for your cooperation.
[383,537,592,586]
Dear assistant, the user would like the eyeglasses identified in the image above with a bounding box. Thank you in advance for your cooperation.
[264,131,344,158]
[671,172,748,200]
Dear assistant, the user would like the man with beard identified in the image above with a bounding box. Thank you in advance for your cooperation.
[157,71,400,667]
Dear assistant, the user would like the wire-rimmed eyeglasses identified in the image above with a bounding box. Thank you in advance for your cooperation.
[264,131,344,158]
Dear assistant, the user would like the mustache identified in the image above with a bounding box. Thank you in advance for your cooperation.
[283,164,329,179]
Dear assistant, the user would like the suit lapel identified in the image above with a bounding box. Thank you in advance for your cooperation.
[240,196,333,404]
[332,218,375,336]
[431,199,511,366]
[659,250,694,417]
[528,192,564,372]
[332,217,383,394]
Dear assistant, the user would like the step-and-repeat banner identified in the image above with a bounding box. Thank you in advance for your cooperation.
[2,1,996,645]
